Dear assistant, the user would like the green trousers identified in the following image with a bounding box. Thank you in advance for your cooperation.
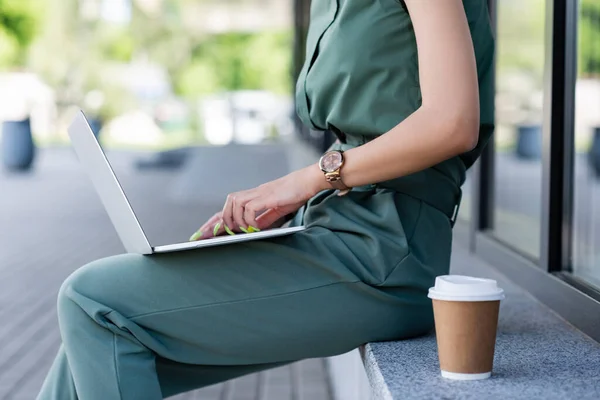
[37,173,455,399]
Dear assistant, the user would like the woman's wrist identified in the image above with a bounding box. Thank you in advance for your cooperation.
[303,163,331,196]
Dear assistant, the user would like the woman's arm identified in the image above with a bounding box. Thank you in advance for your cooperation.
[324,0,480,189]
[199,0,481,237]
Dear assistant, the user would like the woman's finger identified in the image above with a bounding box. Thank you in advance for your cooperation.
[199,212,221,232]
[232,193,252,231]
[190,212,221,241]
[255,208,284,230]
[204,219,225,239]
[243,197,269,228]
[221,193,236,232]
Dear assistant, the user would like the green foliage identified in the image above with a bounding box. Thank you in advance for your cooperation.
[24,0,293,124]
[128,0,193,78]
[132,0,292,97]
[496,0,600,78]
[0,0,38,46]
[495,0,547,125]
[579,0,600,77]
[177,60,220,96]
[0,0,40,67]
[175,30,293,98]
[0,27,19,68]
[98,29,135,62]
[27,0,80,91]
[496,0,546,87]
[244,31,293,94]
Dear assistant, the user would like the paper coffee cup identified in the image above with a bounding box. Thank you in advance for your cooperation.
[428,275,505,380]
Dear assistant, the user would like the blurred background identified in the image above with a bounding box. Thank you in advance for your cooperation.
[0,1,335,399]
[0,0,296,149]
[1,0,600,399]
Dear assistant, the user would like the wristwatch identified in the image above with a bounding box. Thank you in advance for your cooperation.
[319,150,350,195]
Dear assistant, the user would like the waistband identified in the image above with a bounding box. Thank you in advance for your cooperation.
[326,129,462,226]
[377,170,462,226]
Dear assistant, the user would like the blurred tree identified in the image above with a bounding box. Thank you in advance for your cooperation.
[0,0,40,68]
[496,0,545,85]
[175,30,292,98]
[495,0,546,126]
[28,0,138,122]
[129,0,194,80]
[244,30,293,94]
[98,28,135,62]
[25,0,292,124]
[579,0,600,77]
[126,0,292,97]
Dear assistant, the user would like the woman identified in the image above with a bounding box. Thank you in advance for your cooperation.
[38,0,494,398]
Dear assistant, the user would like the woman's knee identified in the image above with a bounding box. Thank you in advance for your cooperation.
[56,254,144,325]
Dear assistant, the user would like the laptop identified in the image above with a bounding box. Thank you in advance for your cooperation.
[67,111,305,255]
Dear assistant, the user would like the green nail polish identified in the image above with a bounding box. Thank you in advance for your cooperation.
[213,222,221,237]
[224,225,236,236]
[248,226,261,233]
[189,230,203,241]
[239,226,249,233]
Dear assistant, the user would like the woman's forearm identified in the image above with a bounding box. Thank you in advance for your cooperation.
[337,105,478,189]
[308,105,478,193]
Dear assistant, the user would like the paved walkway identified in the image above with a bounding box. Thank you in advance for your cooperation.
[0,146,331,400]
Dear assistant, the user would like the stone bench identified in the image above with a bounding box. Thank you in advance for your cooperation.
[326,245,600,400]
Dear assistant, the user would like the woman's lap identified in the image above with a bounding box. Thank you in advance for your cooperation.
[58,225,435,366]
[40,189,451,399]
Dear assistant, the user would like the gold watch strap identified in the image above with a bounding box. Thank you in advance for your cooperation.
[325,171,350,195]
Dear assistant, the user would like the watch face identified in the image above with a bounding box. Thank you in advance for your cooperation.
[320,151,343,173]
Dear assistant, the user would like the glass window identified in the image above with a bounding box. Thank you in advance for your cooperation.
[572,0,600,289]
[492,0,546,258]
[457,169,474,223]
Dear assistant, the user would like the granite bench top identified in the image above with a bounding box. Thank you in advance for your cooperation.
[361,245,600,400]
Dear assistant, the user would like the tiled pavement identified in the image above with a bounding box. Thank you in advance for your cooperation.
[0,146,331,400]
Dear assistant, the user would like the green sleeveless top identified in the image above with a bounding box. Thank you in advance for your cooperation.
[295,0,495,185]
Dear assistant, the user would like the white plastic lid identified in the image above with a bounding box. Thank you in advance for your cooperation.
[428,275,505,302]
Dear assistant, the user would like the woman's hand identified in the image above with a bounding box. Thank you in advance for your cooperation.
[190,164,327,241]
